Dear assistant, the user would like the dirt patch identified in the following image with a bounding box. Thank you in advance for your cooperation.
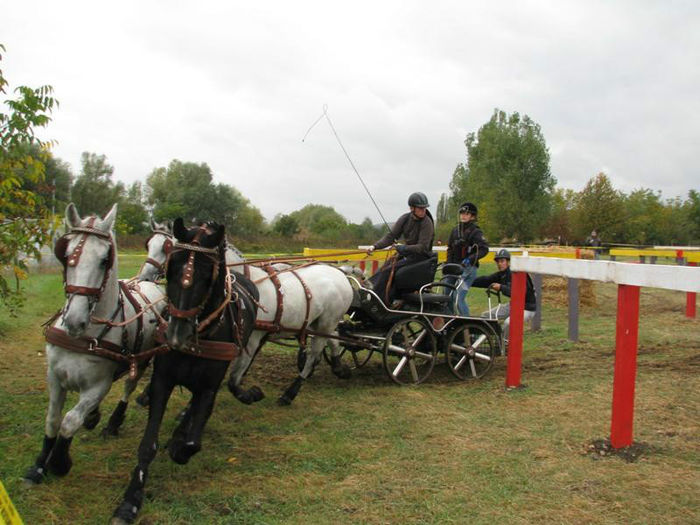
[585,438,653,463]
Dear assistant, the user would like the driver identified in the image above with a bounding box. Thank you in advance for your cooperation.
[446,202,488,315]
[366,192,434,304]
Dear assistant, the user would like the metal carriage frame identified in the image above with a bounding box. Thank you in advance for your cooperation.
[326,276,504,385]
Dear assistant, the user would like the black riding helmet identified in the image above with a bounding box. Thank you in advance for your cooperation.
[494,248,511,261]
[458,202,478,216]
[408,192,429,208]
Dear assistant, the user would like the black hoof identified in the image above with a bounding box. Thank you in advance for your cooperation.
[277,395,293,406]
[83,407,101,430]
[101,425,119,439]
[112,500,139,524]
[47,453,72,477]
[23,465,46,485]
[135,390,150,407]
[249,386,265,403]
[332,365,352,380]
[168,440,200,465]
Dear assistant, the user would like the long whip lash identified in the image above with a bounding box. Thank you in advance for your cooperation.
[303,105,393,235]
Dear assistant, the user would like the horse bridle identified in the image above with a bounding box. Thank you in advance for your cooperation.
[54,217,116,302]
[142,229,173,278]
[166,226,225,326]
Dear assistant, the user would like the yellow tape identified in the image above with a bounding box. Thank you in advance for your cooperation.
[0,480,23,525]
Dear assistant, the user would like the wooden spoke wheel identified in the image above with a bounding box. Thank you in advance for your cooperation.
[445,321,495,380]
[382,317,437,384]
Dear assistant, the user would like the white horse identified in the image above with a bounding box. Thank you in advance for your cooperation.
[24,203,167,484]
[139,224,354,405]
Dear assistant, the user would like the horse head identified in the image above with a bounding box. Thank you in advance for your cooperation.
[55,202,118,337]
[138,218,173,282]
[165,218,226,351]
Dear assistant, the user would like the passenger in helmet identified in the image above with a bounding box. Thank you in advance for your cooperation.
[472,249,537,342]
[366,192,435,304]
[446,202,489,315]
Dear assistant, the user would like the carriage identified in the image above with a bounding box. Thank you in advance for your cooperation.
[317,255,505,385]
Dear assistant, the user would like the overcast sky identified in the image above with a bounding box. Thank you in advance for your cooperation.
[4,1,699,223]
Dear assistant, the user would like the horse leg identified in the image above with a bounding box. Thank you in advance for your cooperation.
[24,372,66,484]
[111,374,174,525]
[166,398,194,460]
[227,334,266,404]
[102,365,148,438]
[327,334,351,379]
[47,378,112,477]
[134,365,152,407]
[278,336,324,405]
[168,388,216,464]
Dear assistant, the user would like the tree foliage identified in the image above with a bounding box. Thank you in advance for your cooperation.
[570,173,626,242]
[146,159,264,238]
[449,109,556,242]
[0,44,58,312]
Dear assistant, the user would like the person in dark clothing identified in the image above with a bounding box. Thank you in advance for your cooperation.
[367,192,435,304]
[446,202,489,315]
[586,229,602,259]
[472,249,536,341]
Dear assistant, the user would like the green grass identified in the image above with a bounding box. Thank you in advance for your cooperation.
[0,257,698,524]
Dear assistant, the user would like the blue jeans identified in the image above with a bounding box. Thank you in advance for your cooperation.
[455,264,477,315]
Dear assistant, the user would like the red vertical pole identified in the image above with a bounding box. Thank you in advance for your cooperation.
[610,284,640,448]
[506,271,526,388]
[359,261,366,274]
[687,262,697,318]
[575,248,581,259]
[371,260,378,276]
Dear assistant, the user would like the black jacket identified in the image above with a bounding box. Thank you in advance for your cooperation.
[472,267,537,311]
[374,211,434,259]
[446,221,489,267]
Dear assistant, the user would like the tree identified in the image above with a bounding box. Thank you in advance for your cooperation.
[71,152,124,216]
[273,214,300,237]
[289,204,347,238]
[0,44,58,312]
[117,182,149,235]
[540,188,576,243]
[623,188,665,245]
[449,109,556,242]
[146,160,264,238]
[570,173,626,242]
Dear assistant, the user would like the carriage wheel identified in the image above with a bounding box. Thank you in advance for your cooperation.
[322,345,346,366]
[445,321,495,380]
[382,317,437,385]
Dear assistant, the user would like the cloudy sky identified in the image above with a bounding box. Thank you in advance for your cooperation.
[4,1,698,223]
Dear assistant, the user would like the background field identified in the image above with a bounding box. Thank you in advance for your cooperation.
[0,255,698,524]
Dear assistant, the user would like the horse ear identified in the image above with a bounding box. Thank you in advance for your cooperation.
[211,223,226,246]
[150,217,158,231]
[173,218,187,241]
[65,203,81,228]
[101,203,118,231]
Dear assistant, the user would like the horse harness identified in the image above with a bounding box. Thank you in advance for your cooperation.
[140,229,173,277]
[245,261,315,347]
[164,226,244,361]
[49,219,170,378]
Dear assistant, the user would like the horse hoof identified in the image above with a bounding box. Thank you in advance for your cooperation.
[23,465,46,485]
[112,501,139,524]
[249,386,265,403]
[169,440,200,465]
[47,454,72,477]
[333,365,352,380]
[100,426,119,439]
[83,408,101,430]
[277,395,292,406]
[135,391,150,407]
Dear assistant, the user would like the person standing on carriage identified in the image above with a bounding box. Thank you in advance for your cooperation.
[472,248,537,343]
[366,192,434,305]
[446,201,489,315]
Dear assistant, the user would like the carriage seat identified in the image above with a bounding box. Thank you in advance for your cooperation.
[401,291,451,305]
[392,252,438,295]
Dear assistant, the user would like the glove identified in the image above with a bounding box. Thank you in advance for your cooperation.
[366,245,375,255]
[395,244,408,255]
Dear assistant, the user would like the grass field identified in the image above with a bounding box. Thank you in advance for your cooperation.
[0,255,698,524]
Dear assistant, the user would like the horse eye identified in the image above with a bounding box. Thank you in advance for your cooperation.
[100,257,109,267]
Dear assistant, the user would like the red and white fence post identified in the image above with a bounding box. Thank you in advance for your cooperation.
[687,262,697,319]
[610,284,641,448]
[506,272,526,388]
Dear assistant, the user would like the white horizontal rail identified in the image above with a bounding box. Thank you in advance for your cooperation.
[511,256,700,293]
